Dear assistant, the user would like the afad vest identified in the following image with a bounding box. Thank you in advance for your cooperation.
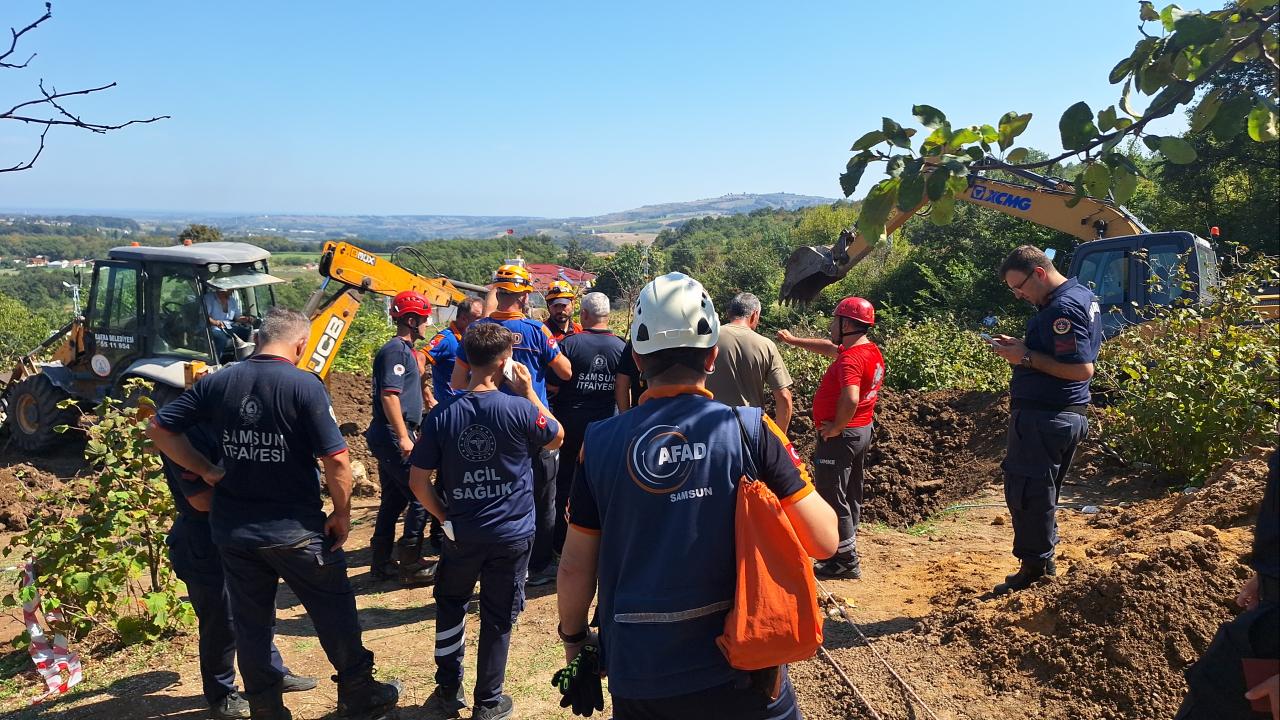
[582,394,761,699]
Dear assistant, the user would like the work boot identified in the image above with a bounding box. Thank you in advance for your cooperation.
[995,560,1051,594]
[369,537,397,582]
[814,557,861,580]
[335,670,401,718]
[472,694,514,720]
[424,684,466,718]
[210,691,250,720]
[395,538,437,586]
[244,684,292,720]
[1004,558,1055,584]
[280,673,318,693]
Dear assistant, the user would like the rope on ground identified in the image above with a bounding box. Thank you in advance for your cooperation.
[816,578,942,720]
[816,645,884,720]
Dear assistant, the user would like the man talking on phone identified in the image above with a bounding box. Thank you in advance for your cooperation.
[986,246,1101,595]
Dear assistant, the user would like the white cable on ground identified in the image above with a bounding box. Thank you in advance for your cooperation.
[816,578,943,720]
[817,645,884,720]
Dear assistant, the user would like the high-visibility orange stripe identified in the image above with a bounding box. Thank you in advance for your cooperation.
[490,311,525,320]
[638,385,712,404]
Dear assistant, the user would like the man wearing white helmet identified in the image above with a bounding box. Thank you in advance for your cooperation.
[556,272,839,719]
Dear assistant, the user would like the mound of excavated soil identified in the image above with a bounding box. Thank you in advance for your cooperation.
[792,388,1009,528]
[0,463,62,531]
[325,371,379,497]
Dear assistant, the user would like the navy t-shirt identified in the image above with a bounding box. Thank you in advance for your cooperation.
[551,328,625,417]
[1010,278,1103,405]
[455,312,561,406]
[155,355,348,548]
[410,390,559,543]
[160,424,220,522]
[425,323,463,401]
[366,336,423,448]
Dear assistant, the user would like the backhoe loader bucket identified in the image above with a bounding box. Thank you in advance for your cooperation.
[781,245,840,304]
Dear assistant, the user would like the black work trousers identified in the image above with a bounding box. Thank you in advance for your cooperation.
[612,668,800,720]
[220,535,372,695]
[370,442,427,544]
[552,409,612,554]
[432,536,533,708]
[813,425,873,564]
[1175,599,1278,719]
[529,448,560,573]
[1001,408,1088,562]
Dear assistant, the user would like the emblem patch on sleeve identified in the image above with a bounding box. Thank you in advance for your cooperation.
[1052,318,1072,335]
[393,363,406,376]
[536,413,548,429]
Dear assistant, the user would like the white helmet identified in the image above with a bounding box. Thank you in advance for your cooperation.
[630,272,720,355]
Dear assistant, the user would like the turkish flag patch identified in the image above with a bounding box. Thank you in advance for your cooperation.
[536,413,548,429]
[427,335,443,350]
[786,443,802,466]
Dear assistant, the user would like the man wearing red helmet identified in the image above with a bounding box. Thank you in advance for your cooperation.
[777,296,885,580]
[365,291,437,586]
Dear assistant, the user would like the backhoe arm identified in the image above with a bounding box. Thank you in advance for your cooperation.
[780,162,1149,303]
[299,241,481,379]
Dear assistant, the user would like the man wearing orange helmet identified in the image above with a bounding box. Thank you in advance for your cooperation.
[452,264,573,585]
[366,291,436,586]
[777,296,885,580]
[544,280,582,343]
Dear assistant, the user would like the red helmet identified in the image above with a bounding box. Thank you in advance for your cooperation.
[834,296,875,326]
[390,291,431,320]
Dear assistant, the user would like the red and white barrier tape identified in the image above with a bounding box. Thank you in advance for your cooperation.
[20,562,83,703]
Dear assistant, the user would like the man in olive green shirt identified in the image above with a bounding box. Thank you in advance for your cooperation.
[706,292,794,432]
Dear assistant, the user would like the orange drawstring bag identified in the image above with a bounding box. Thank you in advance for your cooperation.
[715,409,823,671]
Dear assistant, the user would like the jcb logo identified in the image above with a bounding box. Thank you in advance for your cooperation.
[308,316,346,372]
[355,251,377,266]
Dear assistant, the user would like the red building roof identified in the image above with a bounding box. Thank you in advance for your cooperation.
[525,263,597,291]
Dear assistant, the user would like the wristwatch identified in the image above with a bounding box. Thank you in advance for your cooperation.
[1020,352,1034,368]
[557,623,588,643]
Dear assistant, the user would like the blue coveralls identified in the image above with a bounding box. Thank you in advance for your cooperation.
[161,425,290,706]
[156,355,373,695]
[1003,278,1101,562]
[410,390,560,709]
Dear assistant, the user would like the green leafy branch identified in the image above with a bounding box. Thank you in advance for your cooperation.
[841,2,1278,243]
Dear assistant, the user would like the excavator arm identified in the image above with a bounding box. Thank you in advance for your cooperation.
[299,241,485,378]
[780,160,1149,303]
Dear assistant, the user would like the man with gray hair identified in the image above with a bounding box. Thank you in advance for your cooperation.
[706,292,794,432]
[541,291,625,582]
[148,308,401,720]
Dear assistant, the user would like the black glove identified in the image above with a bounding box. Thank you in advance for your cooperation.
[551,644,605,717]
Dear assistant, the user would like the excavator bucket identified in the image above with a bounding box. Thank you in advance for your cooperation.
[781,245,840,305]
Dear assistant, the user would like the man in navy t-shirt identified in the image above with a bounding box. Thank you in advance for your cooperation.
[545,291,624,563]
[988,245,1102,594]
[411,321,563,720]
[366,291,435,586]
[148,309,400,720]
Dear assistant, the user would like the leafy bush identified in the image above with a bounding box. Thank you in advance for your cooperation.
[330,301,394,375]
[0,293,60,363]
[2,379,194,646]
[1095,257,1279,482]
[874,311,1011,393]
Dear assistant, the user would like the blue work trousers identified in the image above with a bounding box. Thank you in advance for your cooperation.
[370,442,427,544]
[1001,408,1088,562]
[433,536,533,708]
[168,516,288,705]
[220,535,372,694]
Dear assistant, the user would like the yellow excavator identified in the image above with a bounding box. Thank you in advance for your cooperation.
[781,158,1277,335]
[0,240,484,452]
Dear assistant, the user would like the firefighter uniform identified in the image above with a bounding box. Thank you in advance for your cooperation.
[455,311,563,575]
[160,424,294,709]
[366,336,427,563]
[411,389,560,711]
[568,387,812,717]
[1003,278,1100,563]
[155,355,374,698]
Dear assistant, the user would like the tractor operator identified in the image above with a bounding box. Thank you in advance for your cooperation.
[365,291,436,587]
[205,287,253,359]
[545,280,582,342]
[148,308,401,720]
[777,296,885,580]
[987,245,1100,594]
[450,264,573,590]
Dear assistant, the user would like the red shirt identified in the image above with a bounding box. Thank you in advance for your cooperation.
[549,320,582,343]
[812,342,885,428]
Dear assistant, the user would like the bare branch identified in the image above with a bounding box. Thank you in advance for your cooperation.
[0,2,52,69]
[0,124,49,173]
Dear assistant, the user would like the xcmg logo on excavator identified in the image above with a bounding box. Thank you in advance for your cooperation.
[970,185,1032,212]
[307,316,346,372]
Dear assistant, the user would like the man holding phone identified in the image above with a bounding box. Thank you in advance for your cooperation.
[986,246,1101,594]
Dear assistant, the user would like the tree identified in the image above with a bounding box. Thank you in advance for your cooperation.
[177,224,223,244]
[2,2,167,172]
[840,2,1278,243]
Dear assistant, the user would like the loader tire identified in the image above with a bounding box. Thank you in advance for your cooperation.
[7,375,76,453]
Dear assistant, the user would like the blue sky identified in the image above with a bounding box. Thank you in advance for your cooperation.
[0,1,1188,217]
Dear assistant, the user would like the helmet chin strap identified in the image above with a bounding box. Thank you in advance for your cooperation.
[837,318,868,346]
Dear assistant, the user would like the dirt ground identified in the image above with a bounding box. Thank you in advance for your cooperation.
[0,376,1270,720]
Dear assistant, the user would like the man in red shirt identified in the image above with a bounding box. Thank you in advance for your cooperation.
[778,296,884,579]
